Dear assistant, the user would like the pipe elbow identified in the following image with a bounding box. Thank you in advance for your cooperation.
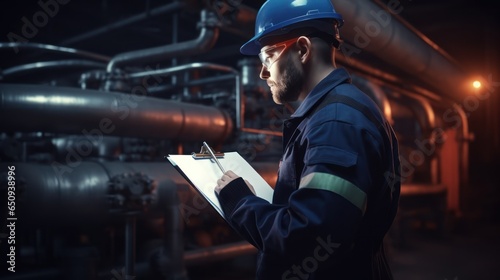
[106,10,219,73]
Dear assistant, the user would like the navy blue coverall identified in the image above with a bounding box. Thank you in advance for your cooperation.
[217,68,401,280]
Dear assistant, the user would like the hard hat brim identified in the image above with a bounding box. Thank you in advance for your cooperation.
[240,17,343,56]
[240,35,263,55]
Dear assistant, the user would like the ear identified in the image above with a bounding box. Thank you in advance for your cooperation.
[296,36,312,64]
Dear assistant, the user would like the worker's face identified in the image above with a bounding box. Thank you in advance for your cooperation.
[259,39,304,104]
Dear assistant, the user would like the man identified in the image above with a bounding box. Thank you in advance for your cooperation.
[215,0,401,279]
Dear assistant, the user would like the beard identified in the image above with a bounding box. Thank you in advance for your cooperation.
[271,60,304,104]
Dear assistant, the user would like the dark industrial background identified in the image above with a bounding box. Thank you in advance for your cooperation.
[1,0,499,279]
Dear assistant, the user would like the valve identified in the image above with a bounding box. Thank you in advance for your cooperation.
[107,172,156,212]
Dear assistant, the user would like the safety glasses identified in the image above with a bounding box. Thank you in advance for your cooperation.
[258,37,299,69]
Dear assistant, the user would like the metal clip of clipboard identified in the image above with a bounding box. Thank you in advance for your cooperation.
[191,145,224,159]
[192,142,226,173]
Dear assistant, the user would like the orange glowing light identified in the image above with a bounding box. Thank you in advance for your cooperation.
[472,80,481,89]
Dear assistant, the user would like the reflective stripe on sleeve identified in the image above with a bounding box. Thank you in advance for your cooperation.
[299,172,367,213]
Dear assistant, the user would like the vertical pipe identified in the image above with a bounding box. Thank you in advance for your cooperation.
[125,214,137,280]
[149,180,187,279]
[164,189,186,279]
[452,103,471,218]
[236,73,243,130]
[171,3,179,87]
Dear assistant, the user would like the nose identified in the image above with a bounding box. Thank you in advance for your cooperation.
[259,65,269,80]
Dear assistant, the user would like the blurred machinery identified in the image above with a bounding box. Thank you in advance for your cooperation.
[0,0,473,279]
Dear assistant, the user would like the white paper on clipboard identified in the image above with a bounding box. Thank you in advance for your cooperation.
[167,151,274,217]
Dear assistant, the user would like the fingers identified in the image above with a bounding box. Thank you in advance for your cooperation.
[218,171,239,184]
[218,174,233,184]
[214,184,223,194]
[224,170,238,178]
[215,171,257,196]
[215,171,238,194]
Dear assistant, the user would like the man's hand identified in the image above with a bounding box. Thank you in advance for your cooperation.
[215,170,256,195]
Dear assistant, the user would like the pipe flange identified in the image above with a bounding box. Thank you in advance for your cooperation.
[208,0,241,26]
[103,69,131,92]
[107,172,156,211]
[79,70,107,90]
[197,10,221,29]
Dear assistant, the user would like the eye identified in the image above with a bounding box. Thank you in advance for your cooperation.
[259,44,286,67]
[258,52,271,66]
[263,54,272,65]
[266,47,280,58]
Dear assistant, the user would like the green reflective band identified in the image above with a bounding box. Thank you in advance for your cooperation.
[299,172,367,213]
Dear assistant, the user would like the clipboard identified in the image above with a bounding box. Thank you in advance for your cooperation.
[167,144,274,217]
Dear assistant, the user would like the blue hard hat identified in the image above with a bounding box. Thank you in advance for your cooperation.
[240,0,344,55]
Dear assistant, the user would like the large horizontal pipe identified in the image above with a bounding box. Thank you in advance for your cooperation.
[0,161,278,226]
[0,83,233,143]
[332,0,469,99]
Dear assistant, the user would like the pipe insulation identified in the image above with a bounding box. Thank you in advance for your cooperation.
[0,84,233,143]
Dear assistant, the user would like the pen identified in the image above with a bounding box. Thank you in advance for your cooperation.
[203,141,226,173]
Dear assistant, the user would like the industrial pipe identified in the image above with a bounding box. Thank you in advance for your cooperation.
[2,60,107,80]
[60,2,185,47]
[332,0,469,100]
[184,241,257,266]
[0,42,110,62]
[0,83,233,143]
[129,62,244,129]
[0,161,278,226]
[106,9,219,73]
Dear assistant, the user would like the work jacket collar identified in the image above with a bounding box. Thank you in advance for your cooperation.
[291,68,351,118]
